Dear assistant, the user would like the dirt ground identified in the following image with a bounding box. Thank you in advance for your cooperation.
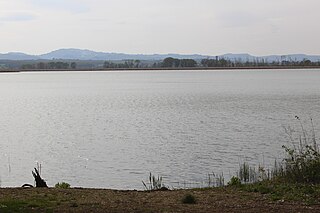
[0,187,319,212]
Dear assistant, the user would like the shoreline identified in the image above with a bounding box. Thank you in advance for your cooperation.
[1,66,320,73]
[0,186,319,212]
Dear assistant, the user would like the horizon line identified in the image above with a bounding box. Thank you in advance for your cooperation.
[1,48,320,57]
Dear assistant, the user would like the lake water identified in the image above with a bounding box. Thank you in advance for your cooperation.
[0,69,319,189]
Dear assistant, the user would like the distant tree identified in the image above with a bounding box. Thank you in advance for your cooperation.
[162,57,179,67]
[162,57,196,68]
[37,62,46,69]
[21,64,36,69]
[219,58,228,67]
[70,62,77,69]
[103,61,110,68]
[201,59,209,67]
[301,59,312,66]
[180,59,197,67]
[201,58,232,67]
[134,60,141,68]
[47,61,69,69]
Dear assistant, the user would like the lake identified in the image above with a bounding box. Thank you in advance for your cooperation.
[0,69,319,189]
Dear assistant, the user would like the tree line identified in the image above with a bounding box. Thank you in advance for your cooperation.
[161,58,197,68]
[103,60,141,69]
[21,62,77,70]
[200,58,320,68]
[157,57,320,68]
[17,57,320,70]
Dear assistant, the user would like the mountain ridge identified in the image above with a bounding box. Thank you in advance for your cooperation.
[1,48,320,62]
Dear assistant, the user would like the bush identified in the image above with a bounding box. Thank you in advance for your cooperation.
[55,182,70,189]
[281,144,320,183]
[278,118,320,183]
[182,194,196,204]
[228,176,241,186]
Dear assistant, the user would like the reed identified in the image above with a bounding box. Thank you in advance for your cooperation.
[142,172,167,191]
[207,172,225,187]
[235,117,320,184]
[276,118,320,183]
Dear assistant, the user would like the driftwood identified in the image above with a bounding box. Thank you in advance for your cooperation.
[22,168,48,188]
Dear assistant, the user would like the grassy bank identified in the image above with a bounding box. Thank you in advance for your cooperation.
[0,186,319,213]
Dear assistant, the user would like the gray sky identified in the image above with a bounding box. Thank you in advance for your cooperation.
[1,0,319,55]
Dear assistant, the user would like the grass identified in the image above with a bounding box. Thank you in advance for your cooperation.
[0,186,312,212]
[276,118,320,184]
[142,172,168,191]
[238,162,257,183]
[0,197,54,212]
[0,188,80,212]
[0,200,29,213]
[207,172,225,187]
[235,180,320,204]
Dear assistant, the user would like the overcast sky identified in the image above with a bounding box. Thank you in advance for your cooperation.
[0,0,319,55]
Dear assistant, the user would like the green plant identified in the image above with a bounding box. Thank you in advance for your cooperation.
[182,194,196,204]
[142,173,167,191]
[279,118,320,183]
[0,200,28,212]
[55,182,70,189]
[240,180,320,204]
[235,118,320,185]
[228,176,241,186]
[238,162,257,183]
[208,172,225,187]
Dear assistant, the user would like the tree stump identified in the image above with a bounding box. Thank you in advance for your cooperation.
[32,168,48,187]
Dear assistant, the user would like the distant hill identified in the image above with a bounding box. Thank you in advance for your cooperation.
[39,49,209,60]
[1,49,320,62]
[0,52,39,60]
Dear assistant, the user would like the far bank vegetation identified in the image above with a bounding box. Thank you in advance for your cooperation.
[1,56,319,71]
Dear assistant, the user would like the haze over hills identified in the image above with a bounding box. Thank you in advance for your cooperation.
[1,48,320,62]
[0,52,41,60]
[39,49,209,61]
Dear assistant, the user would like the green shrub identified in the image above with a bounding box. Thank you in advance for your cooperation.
[182,194,196,204]
[55,182,70,189]
[255,185,272,194]
[281,144,320,183]
[227,176,241,186]
[278,118,320,184]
